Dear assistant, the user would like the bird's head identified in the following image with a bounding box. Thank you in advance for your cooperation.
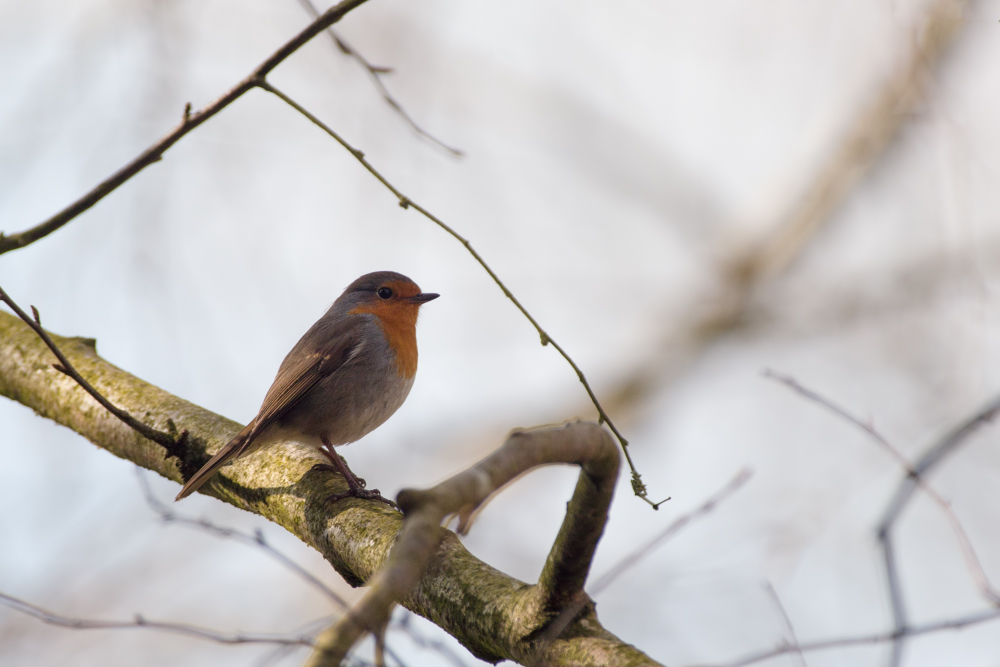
[341,271,439,314]
[337,272,438,378]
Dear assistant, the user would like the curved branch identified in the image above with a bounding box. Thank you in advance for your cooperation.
[535,426,620,614]
[0,0,369,256]
[0,311,658,667]
[305,422,623,666]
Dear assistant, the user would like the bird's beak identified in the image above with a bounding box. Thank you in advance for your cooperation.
[409,292,440,304]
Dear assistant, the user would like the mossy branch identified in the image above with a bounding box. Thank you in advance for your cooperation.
[0,311,661,666]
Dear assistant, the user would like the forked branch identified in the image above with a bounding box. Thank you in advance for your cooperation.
[304,421,637,667]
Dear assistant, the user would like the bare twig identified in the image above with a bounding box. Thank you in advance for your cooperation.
[591,468,752,595]
[257,79,666,509]
[135,468,348,610]
[304,422,656,667]
[765,370,1000,607]
[0,285,182,450]
[392,611,470,667]
[0,591,313,648]
[876,392,1000,666]
[687,607,1000,667]
[251,615,343,667]
[295,0,463,156]
[762,582,807,667]
[136,469,425,667]
[0,0,370,256]
[879,527,908,667]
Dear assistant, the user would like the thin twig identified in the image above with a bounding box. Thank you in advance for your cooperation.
[0,591,313,648]
[251,615,342,667]
[765,370,1000,607]
[392,611,470,667]
[591,468,752,595]
[135,468,349,609]
[0,285,181,449]
[135,469,417,667]
[257,79,667,509]
[687,607,1000,667]
[762,582,807,667]
[295,0,463,156]
[879,530,908,667]
[0,0,370,256]
[876,392,1000,666]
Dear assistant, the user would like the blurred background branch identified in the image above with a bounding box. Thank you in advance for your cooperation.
[599,0,972,424]
[294,0,463,156]
[0,592,316,649]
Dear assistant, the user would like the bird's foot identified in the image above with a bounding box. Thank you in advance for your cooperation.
[312,463,398,510]
[326,486,398,509]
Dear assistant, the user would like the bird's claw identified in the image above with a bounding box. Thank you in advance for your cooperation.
[326,487,398,510]
[313,463,397,509]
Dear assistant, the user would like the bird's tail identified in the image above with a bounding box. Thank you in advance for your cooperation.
[175,422,255,501]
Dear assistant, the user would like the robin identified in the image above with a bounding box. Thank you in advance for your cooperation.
[174,271,438,504]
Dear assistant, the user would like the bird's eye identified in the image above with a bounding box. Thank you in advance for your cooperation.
[377,287,393,300]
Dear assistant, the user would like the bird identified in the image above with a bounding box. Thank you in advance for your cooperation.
[174,271,438,503]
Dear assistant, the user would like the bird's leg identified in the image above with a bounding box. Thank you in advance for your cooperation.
[318,446,367,489]
[319,438,397,509]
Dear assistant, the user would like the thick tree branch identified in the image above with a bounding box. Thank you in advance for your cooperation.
[305,422,622,666]
[0,0,369,256]
[0,311,659,667]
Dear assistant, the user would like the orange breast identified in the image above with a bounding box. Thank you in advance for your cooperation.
[350,301,420,378]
